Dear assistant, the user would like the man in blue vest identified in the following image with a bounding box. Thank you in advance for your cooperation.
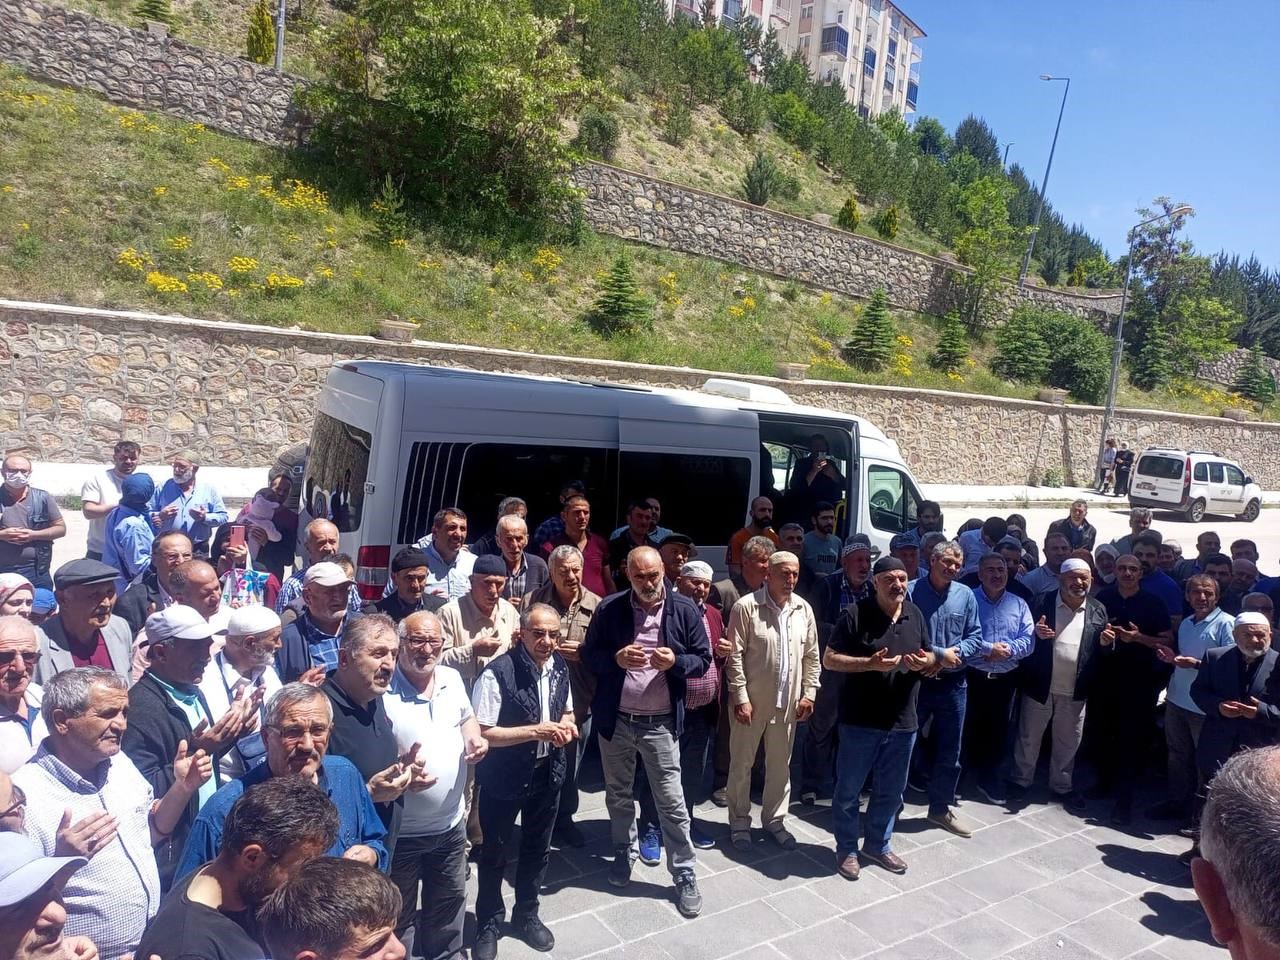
[470,603,576,960]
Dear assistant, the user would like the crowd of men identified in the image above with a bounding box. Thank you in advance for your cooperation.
[0,443,1278,959]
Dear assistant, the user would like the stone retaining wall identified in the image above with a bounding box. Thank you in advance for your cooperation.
[0,0,1123,323]
[1197,348,1280,388]
[4,300,1278,488]
[570,164,1124,323]
[0,0,309,146]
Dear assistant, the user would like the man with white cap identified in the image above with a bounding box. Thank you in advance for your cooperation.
[124,606,244,889]
[276,561,354,683]
[198,605,282,781]
[1009,557,1113,813]
[15,666,213,960]
[0,832,88,960]
[725,551,818,852]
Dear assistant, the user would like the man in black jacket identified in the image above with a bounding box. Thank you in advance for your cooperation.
[581,546,709,918]
[115,531,193,635]
[471,603,576,960]
[124,605,249,889]
[1009,559,1114,813]
[1048,500,1097,553]
[1192,612,1280,783]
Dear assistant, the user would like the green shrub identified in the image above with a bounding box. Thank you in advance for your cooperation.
[742,150,779,206]
[246,0,275,65]
[774,171,800,201]
[835,197,860,232]
[371,174,410,243]
[873,204,900,240]
[768,91,824,151]
[662,98,692,147]
[993,305,1110,402]
[1232,348,1277,404]
[842,288,895,371]
[573,107,621,161]
[1042,466,1064,488]
[928,311,970,374]
[618,70,642,103]
[720,81,767,136]
[586,256,652,336]
[1039,242,1063,286]
[992,308,1051,383]
[1067,263,1086,287]
[134,0,171,24]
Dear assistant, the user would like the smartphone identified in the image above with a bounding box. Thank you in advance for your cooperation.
[228,525,247,550]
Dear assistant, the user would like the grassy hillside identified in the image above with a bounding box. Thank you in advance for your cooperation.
[0,68,1261,420]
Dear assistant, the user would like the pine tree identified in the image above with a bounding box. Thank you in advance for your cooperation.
[1231,347,1277,404]
[742,150,778,206]
[842,288,895,371]
[246,0,276,65]
[874,204,900,240]
[992,308,1051,383]
[835,197,860,232]
[1129,317,1174,391]
[928,311,970,374]
[586,256,652,336]
[134,0,171,24]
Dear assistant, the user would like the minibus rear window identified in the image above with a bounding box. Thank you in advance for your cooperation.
[305,413,371,533]
[1137,455,1185,481]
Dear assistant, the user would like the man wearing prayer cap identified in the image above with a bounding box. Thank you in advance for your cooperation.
[1009,556,1114,815]
[198,604,282,780]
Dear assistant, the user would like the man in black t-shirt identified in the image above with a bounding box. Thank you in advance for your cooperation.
[1091,553,1174,824]
[823,557,936,880]
[366,548,447,623]
[137,777,340,960]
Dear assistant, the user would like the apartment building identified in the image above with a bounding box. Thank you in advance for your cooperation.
[665,0,923,118]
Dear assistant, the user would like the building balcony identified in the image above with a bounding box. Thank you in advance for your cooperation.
[673,0,701,18]
[820,24,850,58]
[722,0,743,21]
[909,67,920,84]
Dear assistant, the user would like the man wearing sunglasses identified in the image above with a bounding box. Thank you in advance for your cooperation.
[0,616,46,775]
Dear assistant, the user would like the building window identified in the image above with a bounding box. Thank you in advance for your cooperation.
[821,24,850,56]
[800,34,811,49]
[801,3,813,19]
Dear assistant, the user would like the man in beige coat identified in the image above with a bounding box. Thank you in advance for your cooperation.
[725,551,819,851]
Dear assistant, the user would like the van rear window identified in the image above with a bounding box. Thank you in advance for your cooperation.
[1136,455,1184,481]
[305,413,371,533]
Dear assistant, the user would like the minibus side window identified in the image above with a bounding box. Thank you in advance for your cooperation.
[867,463,918,534]
[305,413,371,533]
[618,452,753,546]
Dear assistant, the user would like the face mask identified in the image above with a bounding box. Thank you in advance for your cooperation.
[3,472,29,489]
[173,468,193,484]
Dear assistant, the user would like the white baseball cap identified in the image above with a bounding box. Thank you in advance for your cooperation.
[0,833,86,908]
[143,604,221,647]
[304,561,353,588]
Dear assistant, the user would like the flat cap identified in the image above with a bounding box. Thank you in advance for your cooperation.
[52,558,119,591]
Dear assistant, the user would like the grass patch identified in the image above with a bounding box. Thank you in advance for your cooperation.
[0,67,1266,421]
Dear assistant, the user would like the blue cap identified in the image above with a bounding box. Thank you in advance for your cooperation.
[31,589,55,614]
[890,532,920,550]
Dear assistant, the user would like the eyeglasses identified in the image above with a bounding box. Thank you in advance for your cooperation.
[403,636,443,650]
[523,629,559,640]
[0,651,38,667]
[0,783,25,818]
[270,723,331,741]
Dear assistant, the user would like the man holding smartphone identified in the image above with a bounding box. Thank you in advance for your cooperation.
[788,434,846,522]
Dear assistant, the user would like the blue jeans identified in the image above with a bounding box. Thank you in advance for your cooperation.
[832,725,916,858]
[914,674,967,816]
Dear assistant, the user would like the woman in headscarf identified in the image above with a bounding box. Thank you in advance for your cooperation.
[0,573,34,619]
[1093,543,1119,596]
[102,472,157,594]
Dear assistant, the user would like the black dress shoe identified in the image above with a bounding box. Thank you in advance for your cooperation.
[514,914,555,952]
[473,921,500,960]
[554,819,586,848]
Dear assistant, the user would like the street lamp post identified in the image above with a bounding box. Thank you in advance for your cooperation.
[1095,204,1196,485]
[1002,141,1014,168]
[1018,75,1070,288]
[273,0,286,71]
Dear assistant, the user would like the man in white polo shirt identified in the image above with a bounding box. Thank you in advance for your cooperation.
[384,609,487,960]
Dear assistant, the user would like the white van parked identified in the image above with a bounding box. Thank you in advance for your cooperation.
[1128,447,1263,523]
[301,361,927,602]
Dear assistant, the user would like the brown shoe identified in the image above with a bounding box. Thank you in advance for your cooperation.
[860,848,907,874]
[837,853,860,881]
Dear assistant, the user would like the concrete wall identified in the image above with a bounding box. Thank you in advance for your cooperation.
[4,299,1278,487]
[0,0,309,146]
[0,0,1122,324]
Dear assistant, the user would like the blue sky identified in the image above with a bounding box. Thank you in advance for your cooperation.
[904,0,1280,267]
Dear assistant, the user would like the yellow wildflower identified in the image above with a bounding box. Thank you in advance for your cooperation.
[116,247,153,271]
[895,334,914,347]
[17,223,29,231]
[264,272,305,293]
[417,258,442,270]
[226,176,251,191]
[1,185,13,193]
[206,158,231,172]
[152,185,167,197]
[315,267,335,279]
[228,256,259,274]
[520,270,535,283]
[145,271,188,294]
[728,306,744,318]
[186,271,224,291]
[390,238,408,248]
[165,235,191,251]
[740,295,756,310]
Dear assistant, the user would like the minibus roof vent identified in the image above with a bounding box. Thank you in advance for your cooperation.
[701,378,794,405]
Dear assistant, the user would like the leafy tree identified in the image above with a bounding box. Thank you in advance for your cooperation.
[842,288,895,371]
[912,116,951,159]
[246,0,275,63]
[674,25,745,103]
[953,176,1018,327]
[1164,290,1243,375]
[572,106,620,160]
[874,107,908,144]
[305,0,600,226]
[928,311,970,373]
[835,197,860,232]
[952,114,1001,170]
[1130,315,1173,391]
[720,80,767,135]
[134,0,171,24]
[992,308,1051,384]
[586,256,652,335]
[742,150,779,206]
[662,96,693,146]
[1231,348,1277,404]
[769,92,823,151]
[873,204,900,240]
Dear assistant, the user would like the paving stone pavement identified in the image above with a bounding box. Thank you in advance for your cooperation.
[460,769,1222,960]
